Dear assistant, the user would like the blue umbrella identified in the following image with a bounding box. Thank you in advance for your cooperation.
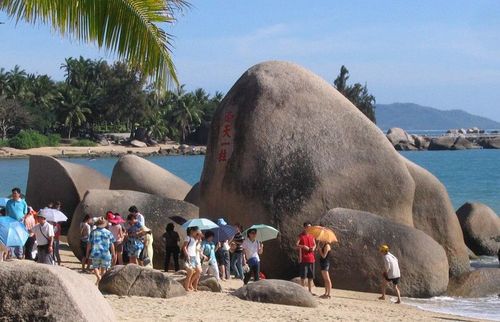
[181,218,218,231]
[0,216,29,247]
[0,198,9,208]
[210,224,237,243]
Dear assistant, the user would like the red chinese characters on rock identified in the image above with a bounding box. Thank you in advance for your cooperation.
[218,111,235,162]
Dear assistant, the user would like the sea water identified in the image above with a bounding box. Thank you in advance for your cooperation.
[0,152,499,320]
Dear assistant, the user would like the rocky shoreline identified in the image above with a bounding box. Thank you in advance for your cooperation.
[386,127,500,151]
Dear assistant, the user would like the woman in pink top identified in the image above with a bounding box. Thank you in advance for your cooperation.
[107,212,125,265]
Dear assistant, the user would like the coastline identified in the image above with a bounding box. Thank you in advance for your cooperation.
[0,143,206,159]
[51,238,487,322]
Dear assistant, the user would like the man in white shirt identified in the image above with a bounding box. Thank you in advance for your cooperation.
[378,244,401,304]
[242,229,263,285]
[33,213,55,265]
[129,205,145,226]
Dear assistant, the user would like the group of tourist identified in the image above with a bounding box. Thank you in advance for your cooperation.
[1,187,402,302]
[0,187,63,266]
[79,206,154,284]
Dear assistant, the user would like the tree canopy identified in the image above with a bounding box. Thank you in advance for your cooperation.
[334,65,376,123]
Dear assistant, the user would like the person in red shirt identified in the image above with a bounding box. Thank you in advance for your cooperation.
[296,222,316,294]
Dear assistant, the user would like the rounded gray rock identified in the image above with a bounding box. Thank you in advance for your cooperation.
[320,208,449,298]
[68,189,198,269]
[0,261,116,321]
[233,279,317,307]
[456,202,500,256]
[200,61,416,278]
[110,154,191,200]
[26,155,110,224]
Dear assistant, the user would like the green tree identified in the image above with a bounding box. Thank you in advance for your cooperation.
[0,0,189,89]
[0,96,31,139]
[4,65,27,99]
[334,65,376,123]
[167,86,204,142]
[55,86,91,139]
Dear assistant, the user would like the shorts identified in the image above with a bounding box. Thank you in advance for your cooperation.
[385,277,400,285]
[91,257,111,269]
[114,242,123,253]
[189,256,201,268]
[80,241,88,258]
[299,262,315,279]
[320,261,330,271]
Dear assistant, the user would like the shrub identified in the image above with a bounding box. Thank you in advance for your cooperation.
[70,139,97,147]
[0,139,8,147]
[9,130,48,149]
[46,134,61,147]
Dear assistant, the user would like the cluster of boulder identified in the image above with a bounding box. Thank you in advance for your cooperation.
[198,61,500,298]
[17,61,499,315]
[386,127,500,151]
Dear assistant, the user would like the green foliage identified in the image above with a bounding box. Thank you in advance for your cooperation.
[46,134,61,147]
[334,65,376,123]
[0,0,190,90]
[9,130,50,149]
[0,139,8,147]
[70,139,97,147]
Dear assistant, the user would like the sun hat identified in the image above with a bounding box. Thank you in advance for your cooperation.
[106,211,115,221]
[95,217,108,228]
[37,212,46,219]
[379,244,389,253]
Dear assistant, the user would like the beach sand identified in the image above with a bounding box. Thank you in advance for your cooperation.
[53,239,482,322]
[0,143,195,158]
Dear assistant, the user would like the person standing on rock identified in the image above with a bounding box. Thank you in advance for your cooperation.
[163,223,180,272]
[242,228,263,285]
[33,212,54,265]
[86,217,116,285]
[5,187,28,259]
[201,231,220,280]
[378,244,402,304]
[124,213,144,265]
[230,223,245,280]
[296,222,316,294]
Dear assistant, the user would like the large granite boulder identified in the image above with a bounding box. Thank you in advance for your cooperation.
[428,136,456,150]
[199,61,416,278]
[447,268,500,297]
[110,154,191,200]
[26,155,110,224]
[477,137,500,149]
[68,189,198,268]
[0,261,115,321]
[233,279,317,307]
[99,264,186,298]
[176,275,222,292]
[320,208,449,298]
[386,127,414,146]
[184,182,200,207]
[404,159,470,277]
[456,202,500,256]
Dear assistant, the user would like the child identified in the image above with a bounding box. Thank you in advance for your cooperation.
[378,244,402,304]
[201,231,220,280]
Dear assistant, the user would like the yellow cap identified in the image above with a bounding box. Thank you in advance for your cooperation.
[379,244,389,253]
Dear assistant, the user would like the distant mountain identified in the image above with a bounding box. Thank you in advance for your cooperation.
[376,103,500,131]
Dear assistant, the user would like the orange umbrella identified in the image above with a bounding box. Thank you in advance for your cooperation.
[306,226,338,243]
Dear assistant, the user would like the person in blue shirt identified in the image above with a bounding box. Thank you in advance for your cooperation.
[201,231,220,280]
[86,217,115,285]
[5,187,28,259]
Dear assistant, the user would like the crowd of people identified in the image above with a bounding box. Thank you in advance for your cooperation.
[1,187,402,302]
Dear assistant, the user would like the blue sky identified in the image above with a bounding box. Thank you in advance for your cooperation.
[1,0,500,121]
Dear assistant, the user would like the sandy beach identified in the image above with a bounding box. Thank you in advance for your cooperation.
[52,238,483,322]
[0,143,204,159]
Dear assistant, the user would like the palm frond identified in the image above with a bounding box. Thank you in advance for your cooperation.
[0,0,189,90]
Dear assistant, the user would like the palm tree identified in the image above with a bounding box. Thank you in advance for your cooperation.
[168,86,203,142]
[0,68,8,96]
[0,0,189,89]
[56,87,91,139]
[5,65,27,99]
